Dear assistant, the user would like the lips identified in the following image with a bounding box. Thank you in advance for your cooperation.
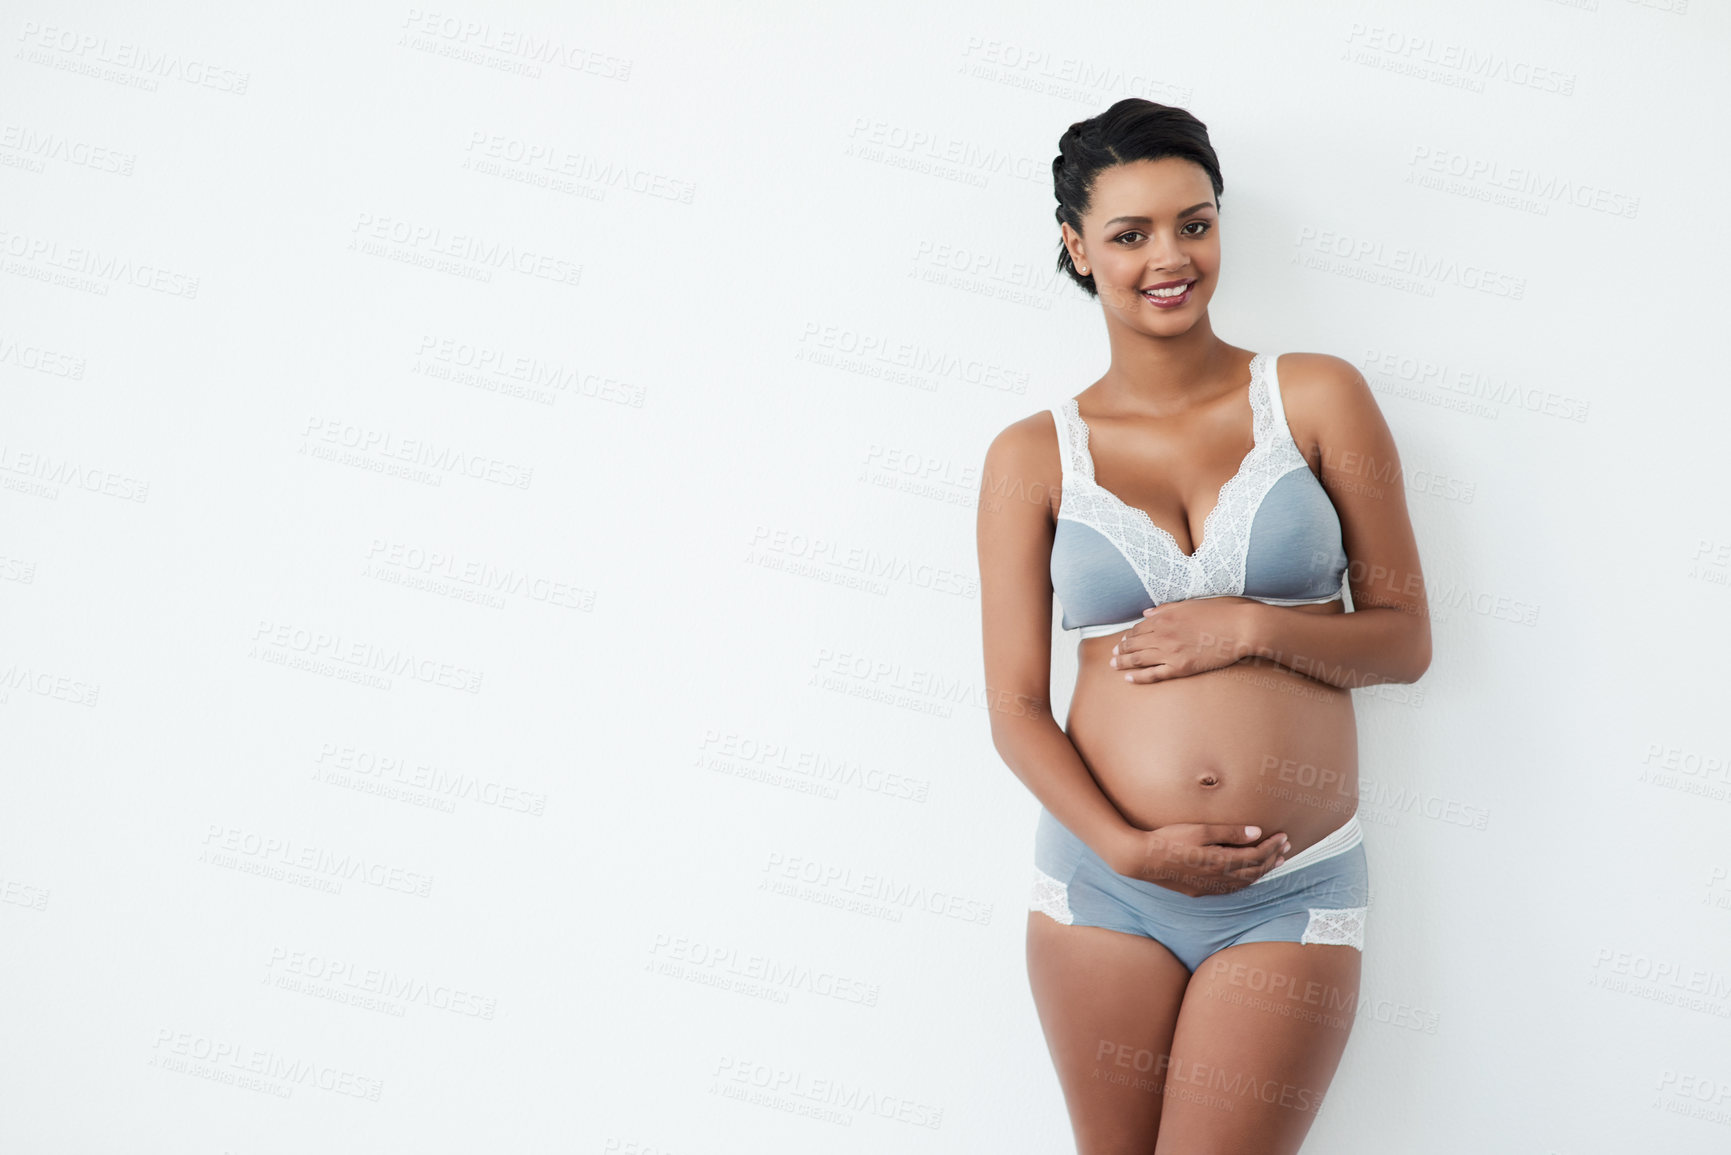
[1141,279,1195,308]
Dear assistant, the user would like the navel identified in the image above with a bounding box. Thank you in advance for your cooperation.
[1197,772,1222,788]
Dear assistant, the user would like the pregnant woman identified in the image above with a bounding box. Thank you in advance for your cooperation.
[976,99,1432,1153]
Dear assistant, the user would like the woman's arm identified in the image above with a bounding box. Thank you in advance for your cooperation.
[977,413,1139,864]
[1234,598,1428,689]
[1244,354,1431,686]
[1114,354,1431,688]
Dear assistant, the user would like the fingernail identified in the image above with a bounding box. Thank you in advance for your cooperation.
[1245,826,1260,838]
[1273,856,1286,867]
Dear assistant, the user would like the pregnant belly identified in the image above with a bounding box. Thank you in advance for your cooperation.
[1065,641,1359,857]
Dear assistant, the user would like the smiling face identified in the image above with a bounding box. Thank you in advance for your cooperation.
[1062,156,1221,333]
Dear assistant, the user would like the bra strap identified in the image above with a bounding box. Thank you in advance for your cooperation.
[1263,352,1290,436]
[1049,404,1076,487]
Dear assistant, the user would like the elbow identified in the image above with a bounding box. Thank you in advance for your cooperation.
[1353,602,1431,684]
[987,695,1051,754]
[1379,606,1431,684]
[989,714,1028,757]
[1360,627,1429,687]
[1400,631,1432,683]
[989,722,1027,770]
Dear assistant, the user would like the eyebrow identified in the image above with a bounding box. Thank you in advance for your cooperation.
[1102,202,1217,227]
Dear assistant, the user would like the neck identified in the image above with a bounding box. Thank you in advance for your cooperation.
[1094,313,1242,417]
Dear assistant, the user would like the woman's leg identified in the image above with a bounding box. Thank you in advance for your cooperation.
[1152,940,1362,1155]
[1027,911,1193,1154]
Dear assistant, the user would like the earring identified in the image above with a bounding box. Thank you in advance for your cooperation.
[1079,265,1088,274]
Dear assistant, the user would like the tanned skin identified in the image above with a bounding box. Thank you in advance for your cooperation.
[978,156,1429,1153]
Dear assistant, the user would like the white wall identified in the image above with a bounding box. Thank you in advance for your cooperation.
[3,0,1728,1151]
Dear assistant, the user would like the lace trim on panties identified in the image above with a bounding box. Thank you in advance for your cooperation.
[1029,867,1074,925]
[1301,905,1368,949]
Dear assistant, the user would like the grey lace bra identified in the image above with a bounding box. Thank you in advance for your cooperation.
[1050,352,1348,639]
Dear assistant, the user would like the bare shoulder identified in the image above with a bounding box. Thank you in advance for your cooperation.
[984,405,1061,471]
[1271,351,1389,453]
[1274,351,1373,404]
[979,406,1064,519]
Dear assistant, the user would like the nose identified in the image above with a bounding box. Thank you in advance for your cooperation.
[1145,231,1189,273]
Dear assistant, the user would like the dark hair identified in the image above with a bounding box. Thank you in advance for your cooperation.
[1052,98,1224,298]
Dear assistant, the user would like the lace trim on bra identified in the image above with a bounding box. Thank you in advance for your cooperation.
[1056,352,1311,603]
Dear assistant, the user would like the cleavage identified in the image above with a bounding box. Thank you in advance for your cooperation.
[1085,400,1255,557]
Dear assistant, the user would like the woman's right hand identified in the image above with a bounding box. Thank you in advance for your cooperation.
[1110,824,1290,897]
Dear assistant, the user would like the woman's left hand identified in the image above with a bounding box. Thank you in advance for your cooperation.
[1109,597,1258,683]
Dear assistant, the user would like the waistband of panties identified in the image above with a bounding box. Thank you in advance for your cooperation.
[1250,814,1363,886]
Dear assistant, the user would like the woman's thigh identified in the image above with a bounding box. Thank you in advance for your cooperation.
[1027,911,1192,1154]
[1153,940,1362,1155]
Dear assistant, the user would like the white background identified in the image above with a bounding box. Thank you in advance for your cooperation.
[3,1,1729,1151]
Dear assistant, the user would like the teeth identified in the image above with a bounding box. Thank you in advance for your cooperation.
[1144,283,1191,298]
